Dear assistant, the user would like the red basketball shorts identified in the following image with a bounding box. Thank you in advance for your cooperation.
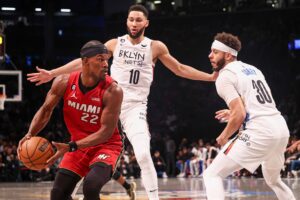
[59,143,122,177]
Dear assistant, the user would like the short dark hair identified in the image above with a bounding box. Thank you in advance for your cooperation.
[128,4,149,19]
[80,40,108,58]
[214,32,242,52]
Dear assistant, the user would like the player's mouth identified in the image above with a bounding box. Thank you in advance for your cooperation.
[131,29,138,35]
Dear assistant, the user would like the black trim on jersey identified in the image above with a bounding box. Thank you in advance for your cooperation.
[78,73,100,94]
[111,119,125,177]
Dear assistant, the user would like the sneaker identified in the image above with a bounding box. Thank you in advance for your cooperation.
[291,170,298,178]
[126,182,137,200]
[162,172,168,178]
[176,172,185,178]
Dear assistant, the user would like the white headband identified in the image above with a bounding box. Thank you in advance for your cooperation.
[211,40,238,56]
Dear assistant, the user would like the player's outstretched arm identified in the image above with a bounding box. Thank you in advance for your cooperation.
[27,58,82,85]
[155,40,218,81]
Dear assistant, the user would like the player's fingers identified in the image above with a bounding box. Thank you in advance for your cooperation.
[17,146,21,159]
[215,109,227,115]
[27,75,40,81]
[27,72,39,76]
[51,141,58,148]
[36,81,43,86]
[36,66,42,72]
[215,113,225,118]
[46,156,56,166]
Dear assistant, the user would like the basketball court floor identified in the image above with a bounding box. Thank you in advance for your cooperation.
[0,177,299,200]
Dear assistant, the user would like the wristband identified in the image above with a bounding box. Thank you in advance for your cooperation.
[67,141,78,152]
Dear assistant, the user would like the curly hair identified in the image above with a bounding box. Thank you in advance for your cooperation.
[214,32,242,52]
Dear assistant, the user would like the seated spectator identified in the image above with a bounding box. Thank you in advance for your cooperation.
[128,151,140,179]
[176,146,194,178]
[117,156,131,178]
[153,150,168,178]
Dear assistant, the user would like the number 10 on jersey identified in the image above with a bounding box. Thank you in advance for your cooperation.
[129,69,140,84]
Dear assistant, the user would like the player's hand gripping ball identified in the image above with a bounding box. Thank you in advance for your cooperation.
[19,136,54,170]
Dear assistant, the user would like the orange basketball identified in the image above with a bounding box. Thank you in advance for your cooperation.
[19,136,54,170]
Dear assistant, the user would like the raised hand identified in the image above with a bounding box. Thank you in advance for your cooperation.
[27,66,54,86]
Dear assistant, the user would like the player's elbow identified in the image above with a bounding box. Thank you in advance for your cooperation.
[236,110,246,124]
[97,128,114,143]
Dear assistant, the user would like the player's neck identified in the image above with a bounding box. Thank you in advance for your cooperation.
[80,73,100,88]
[128,35,144,45]
[224,59,237,68]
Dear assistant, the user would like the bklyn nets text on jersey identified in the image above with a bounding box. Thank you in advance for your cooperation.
[119,50,145,66]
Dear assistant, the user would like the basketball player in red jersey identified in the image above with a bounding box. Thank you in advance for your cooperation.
[17,40,123,200]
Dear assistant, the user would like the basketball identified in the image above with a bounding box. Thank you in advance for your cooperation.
[19,136,54,171]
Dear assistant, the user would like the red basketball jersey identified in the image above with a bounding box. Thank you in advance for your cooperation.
[63,71,122,145]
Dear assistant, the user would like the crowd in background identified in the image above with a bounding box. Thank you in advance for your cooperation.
[1,134,300,182]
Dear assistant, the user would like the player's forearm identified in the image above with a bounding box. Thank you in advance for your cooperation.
[176,64,214,81]
[28,107,53,136]
[221,113,244,139]
[51,58,82,77]
[76,127,114,149]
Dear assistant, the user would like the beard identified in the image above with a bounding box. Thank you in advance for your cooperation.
[212,58,226,72]
[127,27,145,39]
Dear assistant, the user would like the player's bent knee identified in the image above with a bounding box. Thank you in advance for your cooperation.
[265,177,281,187]
[203,170,210,180]
[203,169,217,181]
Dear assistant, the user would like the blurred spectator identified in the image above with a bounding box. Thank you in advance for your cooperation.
[153,150,168,178]
[164,134,176,177]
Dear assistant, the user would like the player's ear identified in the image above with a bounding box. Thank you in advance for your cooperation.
[145,20,149,28]
[81,57,88,65]
[225,53,232,61]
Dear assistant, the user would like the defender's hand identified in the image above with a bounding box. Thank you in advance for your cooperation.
[27,66,54,86]
[215,109,230,123]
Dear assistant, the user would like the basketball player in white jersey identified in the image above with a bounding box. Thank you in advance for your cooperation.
[203,32,295,200]
[27,4,217,200]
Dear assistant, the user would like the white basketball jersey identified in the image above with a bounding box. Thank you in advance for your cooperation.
[111,35,154,106]
[217,61,281,129]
